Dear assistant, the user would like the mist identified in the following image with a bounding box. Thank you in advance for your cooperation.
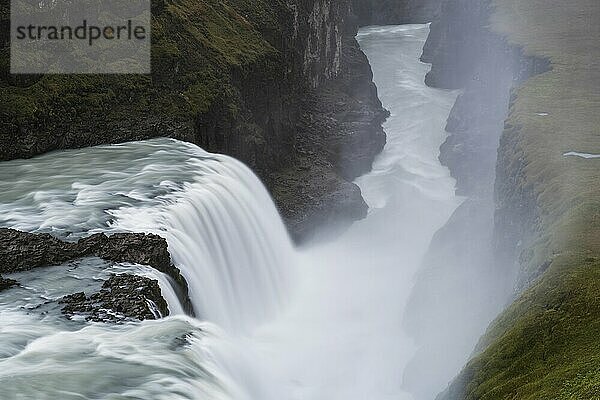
[199,24,461,399]
[0,23,501,400]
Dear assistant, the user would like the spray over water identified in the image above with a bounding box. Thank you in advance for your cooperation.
[0,24,461,400]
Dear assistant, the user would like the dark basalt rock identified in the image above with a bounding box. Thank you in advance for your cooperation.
[60,274,169,322]
[0,228,193,315]
[0,228,80,273]
[0,276,18,292]
[76,233,173,273]
[273,33,388,241]
[0,228,168,273]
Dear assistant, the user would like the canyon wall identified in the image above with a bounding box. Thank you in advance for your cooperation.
[0,0,387,241]
[352,0,439,26]
[403,1,526,396]
[404,0,599,399]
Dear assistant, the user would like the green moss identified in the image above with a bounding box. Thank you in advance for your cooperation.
[559,369,600,399]
[0,0,286,134]
[454,256,600,399]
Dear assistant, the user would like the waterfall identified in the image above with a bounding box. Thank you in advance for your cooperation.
[0,138,295,332]
[109,151,295,332]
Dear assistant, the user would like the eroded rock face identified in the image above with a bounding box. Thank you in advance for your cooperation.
[274,27,388,241]
[0,228,193,315]
[60,274,169,322]
[301,0,348,88]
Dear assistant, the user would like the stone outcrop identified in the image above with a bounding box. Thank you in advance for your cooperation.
[60,274,170,322]
[274,22,388,239]
[0,228,193,314]
[2,228,170,273]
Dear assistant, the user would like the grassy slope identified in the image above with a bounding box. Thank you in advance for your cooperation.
[491,0,600,274]
[441,1,600,399]
[0,0,283,130]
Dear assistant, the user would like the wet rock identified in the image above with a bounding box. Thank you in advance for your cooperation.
[0,229,169,274]
[76,233,173,272]
[0,228,194,315]
[0,276,18,292]
[272,30,388,242]
[60,274,169,322]
[0,228,80,273]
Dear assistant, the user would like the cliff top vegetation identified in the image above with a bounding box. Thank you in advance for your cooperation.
[441,1,600,398]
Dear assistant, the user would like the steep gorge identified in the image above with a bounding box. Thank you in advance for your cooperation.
[403,1,552,395]
[0,0,387,241]
[0,0,597,398]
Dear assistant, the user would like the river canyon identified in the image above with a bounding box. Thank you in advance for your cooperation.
[0,24,461,399]
[2,0,599,397]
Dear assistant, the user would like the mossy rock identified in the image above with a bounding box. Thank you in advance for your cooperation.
[0,0,290,159]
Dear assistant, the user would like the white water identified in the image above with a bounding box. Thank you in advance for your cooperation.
[563,151,600,159]
[0,140,294,399]
[108,149,295,332]
[0,24,458,399]
[0,139,294,332]
[228,24,460,399]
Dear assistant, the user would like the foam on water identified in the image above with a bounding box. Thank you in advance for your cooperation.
[0,314,241,400]
[0,139,296,398]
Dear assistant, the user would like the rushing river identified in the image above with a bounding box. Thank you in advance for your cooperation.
[0,25,458,399]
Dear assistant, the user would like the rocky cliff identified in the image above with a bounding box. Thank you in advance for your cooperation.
[404,0,600,399]
[352,0,439,26]
[0,0,387,241]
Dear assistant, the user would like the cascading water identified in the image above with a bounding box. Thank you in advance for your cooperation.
[107,147,295,331]
[0,139,295,331]
[0,24,460,400]
[0,139,295,399]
